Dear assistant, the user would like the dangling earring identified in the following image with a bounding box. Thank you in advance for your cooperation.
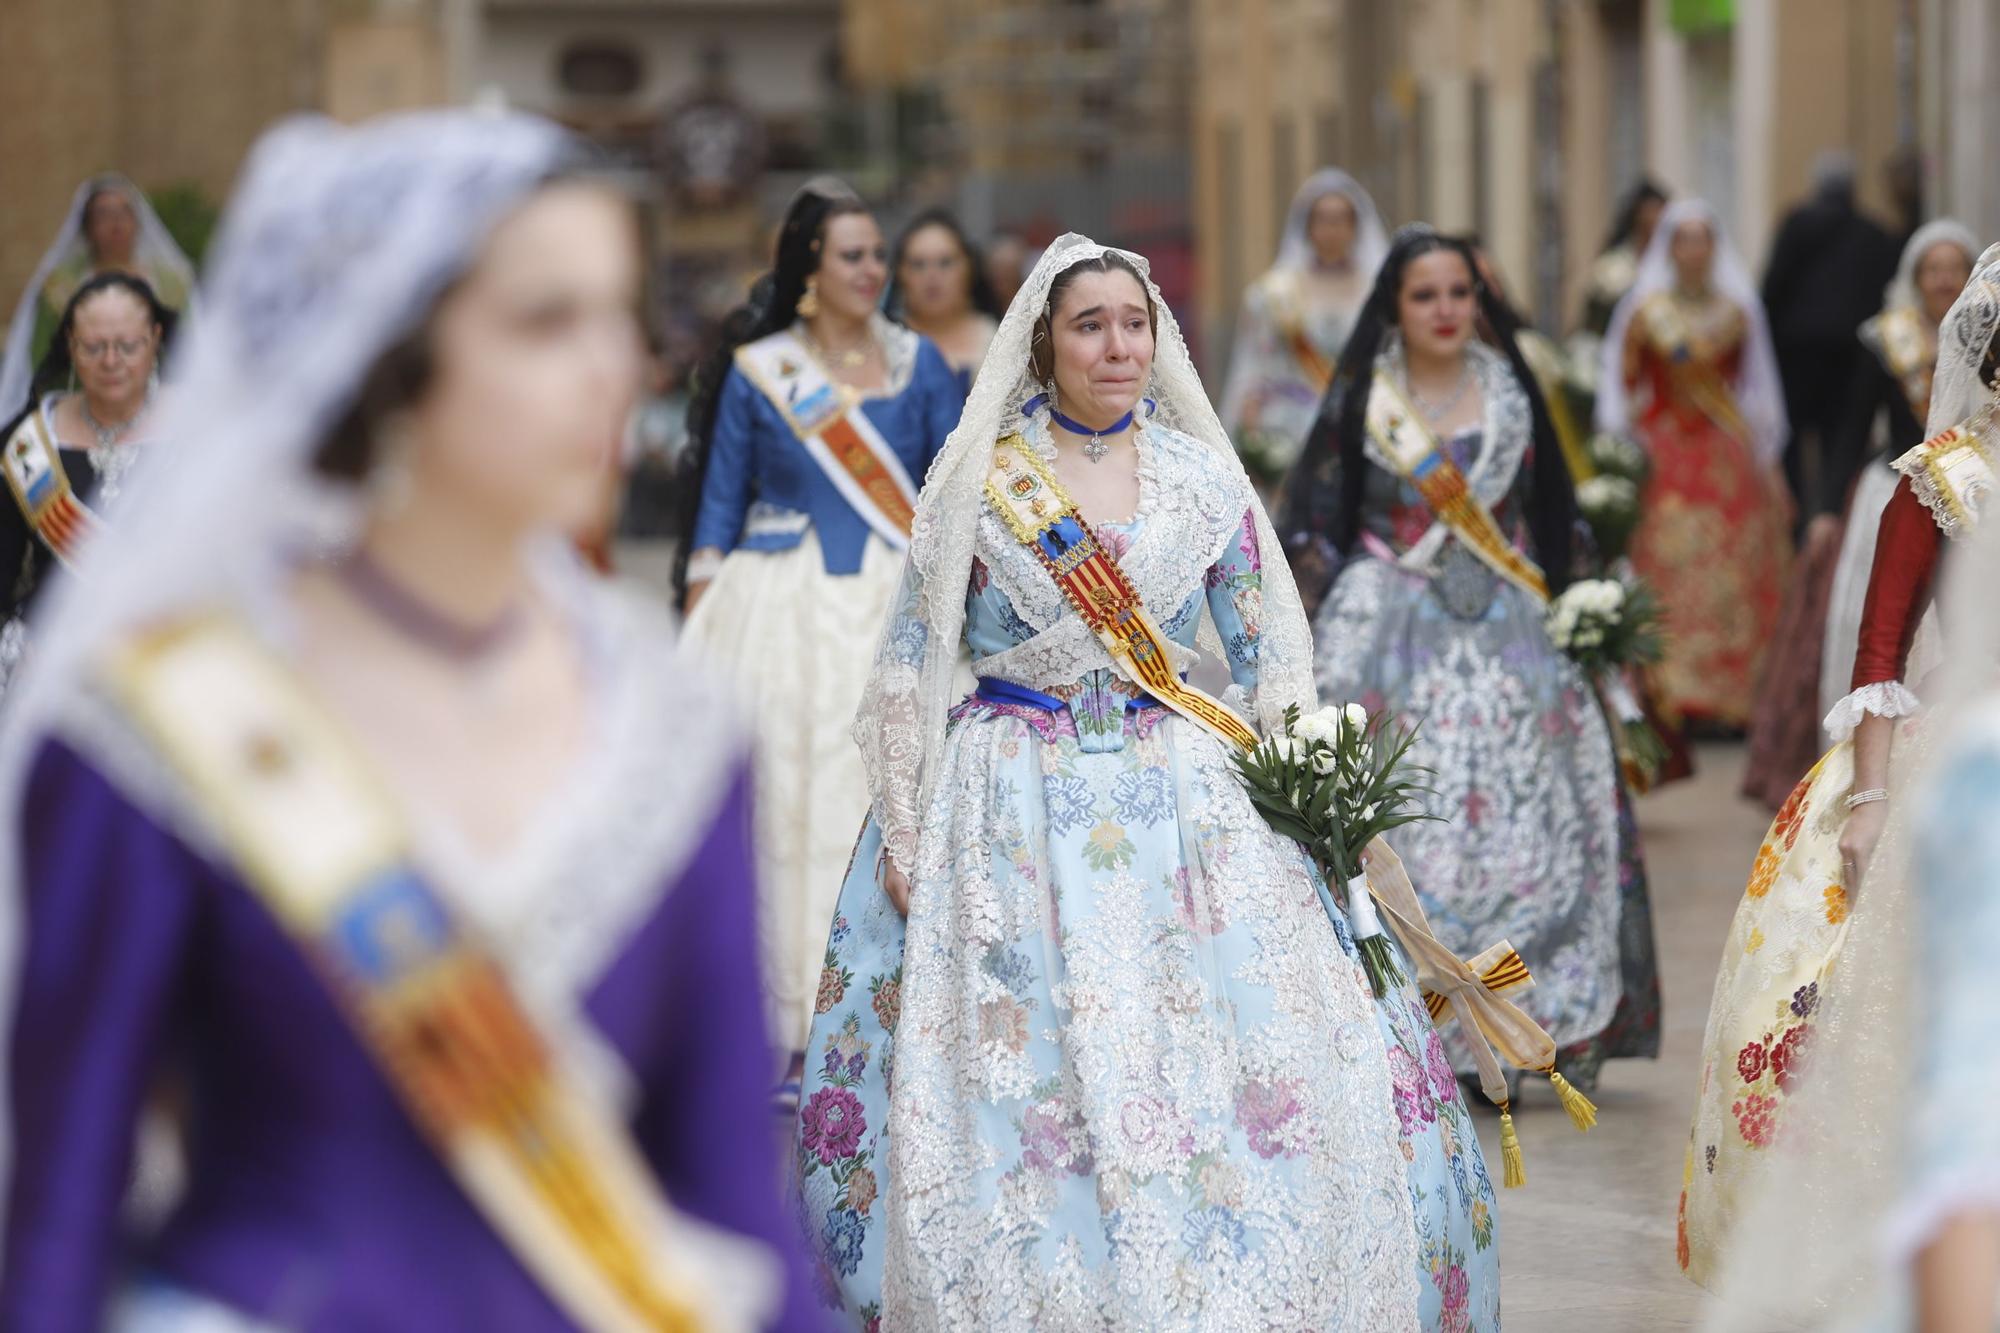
[367,411,418,516]
[796,279,821,321]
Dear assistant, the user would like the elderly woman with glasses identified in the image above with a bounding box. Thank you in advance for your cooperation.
[0,271,174,690]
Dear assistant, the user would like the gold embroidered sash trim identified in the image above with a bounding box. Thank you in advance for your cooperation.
[3,408,103,569]
[733,330,918,549]
[109,616,765,1333]
[1861,305,1935,427]
[1639,293,1754,445]
[983,434,1258,752]
[1893,417,1995,540]
[1364,372,1550,603]
[1517,329,1595,482]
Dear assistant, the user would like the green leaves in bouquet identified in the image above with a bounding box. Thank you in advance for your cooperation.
[1613,580,1665,667]
[1231,704,1445,881]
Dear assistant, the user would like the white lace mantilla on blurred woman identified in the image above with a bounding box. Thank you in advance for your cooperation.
[1219,170,1389,485]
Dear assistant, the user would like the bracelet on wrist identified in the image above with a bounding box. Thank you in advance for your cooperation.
[1845,788,1889,811]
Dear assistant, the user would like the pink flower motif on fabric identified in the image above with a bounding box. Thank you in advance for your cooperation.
[1236,1079,1306,1160]
[1423,1029,1457,1104]
[1020,1102,1094,1178]
[1438,1263,1471,1333]
[801,1086,867,1164]
[1387,1046,1434,1138]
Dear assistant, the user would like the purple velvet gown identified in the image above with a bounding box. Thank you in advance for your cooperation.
[0,604,821,1331]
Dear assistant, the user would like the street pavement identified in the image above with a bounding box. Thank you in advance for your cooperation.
[1474,741,1773,1330]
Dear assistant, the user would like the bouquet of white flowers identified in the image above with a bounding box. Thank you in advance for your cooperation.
[1578,433,1649,560]
[1234,703,1441,997]
[1575,474,1641,561]
[1545,577,1668,780]
[1586,431,1648,482]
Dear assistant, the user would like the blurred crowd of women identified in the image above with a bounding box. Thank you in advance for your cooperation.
[0,110,1993,1332]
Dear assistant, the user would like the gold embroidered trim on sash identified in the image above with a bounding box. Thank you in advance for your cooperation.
[1861,305,1935,427]
[983,435,1258,752]
[1639,293,1753,445]
[732,332,918,548]
[108,616,763,1333]
[3,408,102,569]
[1364,373,1550,603]
[1517,329,1594,481]
[1893,418,1995,540]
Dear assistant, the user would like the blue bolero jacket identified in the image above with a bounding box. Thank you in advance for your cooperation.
[689,327,964,576]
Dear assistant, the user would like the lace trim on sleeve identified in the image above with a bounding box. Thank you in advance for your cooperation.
[852,562,932,875]
[1822,679,1922,741]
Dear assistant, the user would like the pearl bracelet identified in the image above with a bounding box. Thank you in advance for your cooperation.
[1845,788,1889,810]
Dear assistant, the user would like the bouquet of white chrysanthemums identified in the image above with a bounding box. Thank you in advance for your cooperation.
[1234,702,1441,997]
[1545,577,1668,780]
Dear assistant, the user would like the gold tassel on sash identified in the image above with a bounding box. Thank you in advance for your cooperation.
[1498,1102,1528,1189]
[1540,1066,1600,1133]
[1363,839,1600,1187]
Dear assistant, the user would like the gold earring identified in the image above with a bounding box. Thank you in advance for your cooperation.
[797,279,821,320]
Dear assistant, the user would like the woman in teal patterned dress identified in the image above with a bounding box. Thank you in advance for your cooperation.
[794,233,1500,1331]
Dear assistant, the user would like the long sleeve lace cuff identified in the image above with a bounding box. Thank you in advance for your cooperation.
[1823,680,1922,741]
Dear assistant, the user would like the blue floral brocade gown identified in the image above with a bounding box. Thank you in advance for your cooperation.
[796,422,1500,1330]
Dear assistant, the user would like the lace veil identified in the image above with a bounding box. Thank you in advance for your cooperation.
[0,110,580,1220]
[856,232,1320,873]
[1595,197,1790,465]
[1924,243,2000,447]
[0,174,198,419]
[1271,169,1390,278]
[1218,169,1388,432]
[1704,247,2000,1331]
[1881,220,1980,319]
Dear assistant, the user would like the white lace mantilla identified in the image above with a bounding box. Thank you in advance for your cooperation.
[854,233,1323,885]
[49,573,746,1110]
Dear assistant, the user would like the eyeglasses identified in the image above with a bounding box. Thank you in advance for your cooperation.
[72,337,151,364]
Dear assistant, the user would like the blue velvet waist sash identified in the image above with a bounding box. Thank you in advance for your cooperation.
[972,674,1169,753]
[974,677,1161,713]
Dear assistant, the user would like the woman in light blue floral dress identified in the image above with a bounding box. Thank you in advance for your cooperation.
[796,234,1499,1331]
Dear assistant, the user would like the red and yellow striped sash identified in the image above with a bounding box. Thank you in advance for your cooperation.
[984,435,1258,752]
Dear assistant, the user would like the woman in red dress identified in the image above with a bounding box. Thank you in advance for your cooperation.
[1597,199,1793,729]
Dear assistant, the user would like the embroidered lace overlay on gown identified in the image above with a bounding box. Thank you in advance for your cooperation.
[798,418,1500,1332]
[1312,352,1628,1075]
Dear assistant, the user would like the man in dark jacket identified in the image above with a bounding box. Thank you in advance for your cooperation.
[1761,152,1899,520]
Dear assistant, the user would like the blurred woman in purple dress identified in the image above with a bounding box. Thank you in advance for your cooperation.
[0,112,815,1331]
